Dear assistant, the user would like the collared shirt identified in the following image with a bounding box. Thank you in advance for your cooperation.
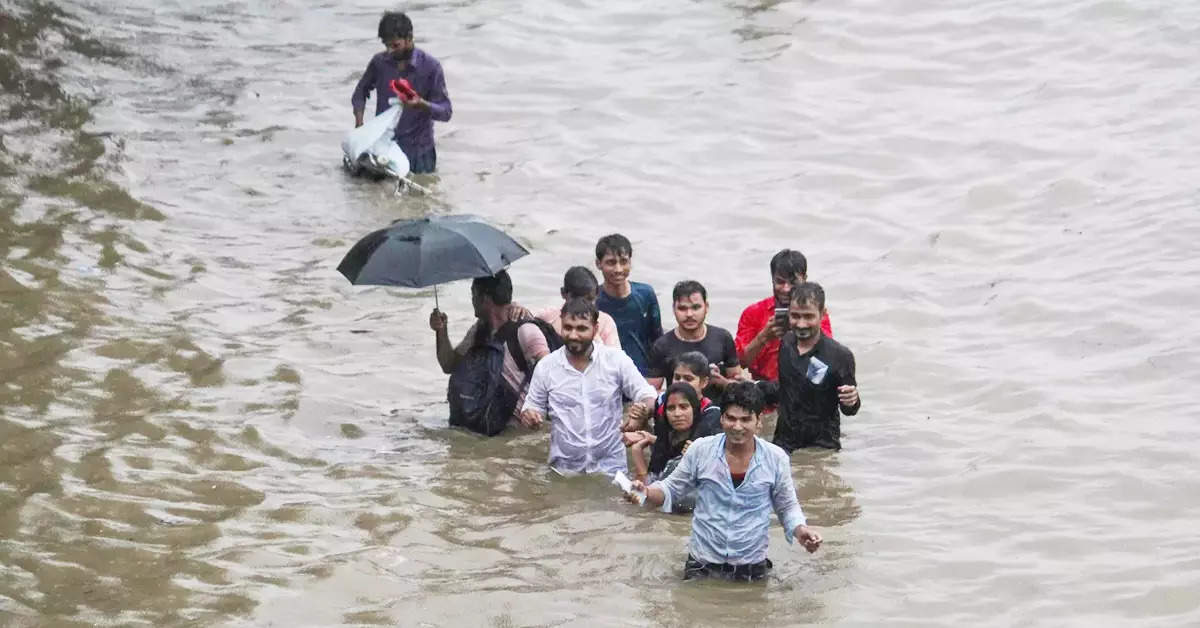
[776,332,860,451]
[735,296,833,381]
[536,306,621,348]
[522,344,657,474]
[350,48,452,157]
[651,434,806,566]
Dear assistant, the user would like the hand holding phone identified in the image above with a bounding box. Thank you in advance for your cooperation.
[773,307,789,333]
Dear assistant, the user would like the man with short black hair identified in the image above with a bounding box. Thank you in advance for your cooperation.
[629,381,822,581]
[735,249,833,382]
[537,266,620,348]
[775,282,860,452]
[351,10,452,173]
[521,298,657,475]
[429,270,548,426]
[594,234,662,376]
[645,280,741,394]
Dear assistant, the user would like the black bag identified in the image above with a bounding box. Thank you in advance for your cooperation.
[447,319,562,436]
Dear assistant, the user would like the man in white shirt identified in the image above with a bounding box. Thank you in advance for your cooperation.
[520,298,657,475]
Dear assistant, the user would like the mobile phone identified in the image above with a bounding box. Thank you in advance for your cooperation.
[773,307,788,326]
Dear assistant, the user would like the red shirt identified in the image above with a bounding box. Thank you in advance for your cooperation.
[735,296,833,382]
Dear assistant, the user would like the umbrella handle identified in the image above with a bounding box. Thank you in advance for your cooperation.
[434,284,439,310]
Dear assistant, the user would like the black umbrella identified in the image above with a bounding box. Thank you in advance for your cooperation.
[337,215,529,307]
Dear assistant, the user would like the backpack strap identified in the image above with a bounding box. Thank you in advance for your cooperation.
[501,318,563,375]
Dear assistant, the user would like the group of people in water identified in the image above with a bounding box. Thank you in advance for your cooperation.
[354,11,861,582]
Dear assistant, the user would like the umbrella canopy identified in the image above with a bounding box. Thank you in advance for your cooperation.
[337,215,529,287]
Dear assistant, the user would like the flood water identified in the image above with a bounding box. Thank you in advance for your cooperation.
[3,0,1200,625]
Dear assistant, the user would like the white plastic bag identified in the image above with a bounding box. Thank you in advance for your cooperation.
[341,100,410,179]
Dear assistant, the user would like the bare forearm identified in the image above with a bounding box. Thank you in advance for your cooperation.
[741,333,767,367]
[435,331,457,373]
[631,447,650,481]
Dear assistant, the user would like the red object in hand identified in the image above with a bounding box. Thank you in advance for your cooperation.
[390,78,418,101]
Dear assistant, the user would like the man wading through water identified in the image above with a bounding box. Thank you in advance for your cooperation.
[774,282,861,452]
[627,382,822,581]
[351,11,452,173]
[521,298,656,475]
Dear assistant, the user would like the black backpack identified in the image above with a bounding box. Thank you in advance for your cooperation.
[447,319,563,436]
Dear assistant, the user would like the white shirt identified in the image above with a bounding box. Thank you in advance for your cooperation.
[522,343,657,474]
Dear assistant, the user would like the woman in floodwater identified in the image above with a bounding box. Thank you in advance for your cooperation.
[628,382,721,513]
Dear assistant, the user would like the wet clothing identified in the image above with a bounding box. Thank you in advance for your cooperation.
[774,332,860,452]
[648,396,721,477]
[646,325,739,398]
[536,305,621,348]
[735,296,833,381]
[522,343,657,474]
[596,282,662,376]
[408,146,437,175]
[454,320,549,422]
[730,470,746,487]
[684,554,772,582]
[351,48,451,169]
[650,435,807,567]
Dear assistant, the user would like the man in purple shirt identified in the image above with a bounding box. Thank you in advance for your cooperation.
[351,11,452,174]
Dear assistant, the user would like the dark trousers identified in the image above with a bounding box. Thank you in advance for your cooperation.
[683,554,773,582]
[405,147,437,174]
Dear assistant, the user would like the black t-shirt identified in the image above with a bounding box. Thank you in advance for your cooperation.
[646,325,739,379]
[775,332,861,452]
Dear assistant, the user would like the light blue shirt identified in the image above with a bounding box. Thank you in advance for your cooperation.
[651,434,806,565]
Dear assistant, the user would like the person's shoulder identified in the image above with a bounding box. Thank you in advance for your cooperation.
[594,342,625,360]
[758,437,791,462]
[819,333,854,357]
[367,50,391,65]
[630,282,656,298]
[535,345,567,368]
[690,433,723,452]
[413,47,442,67]
[742,295,773,314]
[708,324,735,341]
[597,310,617,325]
[649,330,674,350]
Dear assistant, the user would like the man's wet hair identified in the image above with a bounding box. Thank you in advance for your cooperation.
[721,381,765,416]
[770,249,808,280]
[788,281,825,311]
[472,270,512,305]
[594,233,632,260]
[672,280,707,304]
[561,296,599,323]
[378,11,413,41]
[671,351,710,381]
[562,266,599,299]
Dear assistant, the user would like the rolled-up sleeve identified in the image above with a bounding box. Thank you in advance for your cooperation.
[650,442,699,513]
[770,450,806,543]
[426,61,452,122]
[618,352,657,403]
[521,360,550,415]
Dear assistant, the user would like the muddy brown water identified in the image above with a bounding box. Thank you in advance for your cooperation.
[2,0,1199,626]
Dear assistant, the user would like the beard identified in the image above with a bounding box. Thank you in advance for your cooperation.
[391,47,413,62]
[565,339,593,356]
[793,325,818,340]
